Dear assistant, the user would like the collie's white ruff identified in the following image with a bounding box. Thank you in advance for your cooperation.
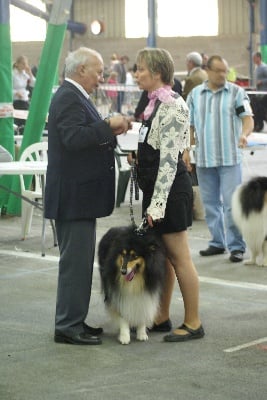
[232,185,267,267]
[107,285,161,345]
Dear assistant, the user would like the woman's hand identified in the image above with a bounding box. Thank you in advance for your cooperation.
[147,214,154,227]
[182,149,192,172]
[147,214,162,227]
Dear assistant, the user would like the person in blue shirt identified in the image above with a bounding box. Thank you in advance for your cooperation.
[186,55,254,262]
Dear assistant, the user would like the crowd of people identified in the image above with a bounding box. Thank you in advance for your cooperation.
[9,47,260,346]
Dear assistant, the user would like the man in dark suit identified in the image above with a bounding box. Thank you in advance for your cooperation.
[45,47,130,345]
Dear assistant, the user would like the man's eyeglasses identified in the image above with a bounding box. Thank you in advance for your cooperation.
[208,68,228,74]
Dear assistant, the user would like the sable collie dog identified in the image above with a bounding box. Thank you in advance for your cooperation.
[232,176,267,267]
[98,225,165,344]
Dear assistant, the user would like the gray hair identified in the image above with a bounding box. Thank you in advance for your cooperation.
[186,51,202,67]
[64,47,103,77]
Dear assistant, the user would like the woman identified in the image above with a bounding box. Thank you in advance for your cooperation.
[135,48,204,342]
[12,55,36,129]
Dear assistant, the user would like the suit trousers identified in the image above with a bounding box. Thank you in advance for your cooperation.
[55,218,96,334]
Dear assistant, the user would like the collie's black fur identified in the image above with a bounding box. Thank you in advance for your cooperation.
[98,225,166,344]
[239,176,267,217]
[232,176,267,267]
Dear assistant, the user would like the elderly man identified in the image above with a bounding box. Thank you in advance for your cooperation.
[182,51,208,100]
[186,55,254,263]
[45,47,130,345]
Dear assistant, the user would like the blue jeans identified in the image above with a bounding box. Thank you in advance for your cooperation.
[196,165,245,253]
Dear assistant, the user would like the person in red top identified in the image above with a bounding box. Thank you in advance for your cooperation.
[106,71,118,113]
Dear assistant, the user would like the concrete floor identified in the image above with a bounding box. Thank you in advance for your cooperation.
[0,146,267,400]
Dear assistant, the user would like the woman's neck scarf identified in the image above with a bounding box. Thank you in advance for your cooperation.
[143,85,176,120]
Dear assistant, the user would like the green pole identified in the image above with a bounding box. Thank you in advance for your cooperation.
[0,0,15,210]
[260,0,267,62]
[7,0,73,215]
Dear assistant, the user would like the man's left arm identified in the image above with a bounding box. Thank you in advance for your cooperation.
[236,88,254,148]
[239,115,254,148]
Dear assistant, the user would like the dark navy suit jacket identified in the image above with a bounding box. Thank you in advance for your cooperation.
[45,80,116,220]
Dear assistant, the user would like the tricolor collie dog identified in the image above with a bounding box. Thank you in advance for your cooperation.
[232,176,267,267]
[98,225,165,344]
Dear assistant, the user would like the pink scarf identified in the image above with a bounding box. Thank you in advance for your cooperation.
[143,85,176,120]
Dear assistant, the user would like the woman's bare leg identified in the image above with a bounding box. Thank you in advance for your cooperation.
[162,230,202,335]
[154,258,175,325]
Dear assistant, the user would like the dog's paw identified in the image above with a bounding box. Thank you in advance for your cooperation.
[118,332,131,345]
[260,257,267,267]
[244,259,256,266]
[136,326,148,342]
[256,261,267,267]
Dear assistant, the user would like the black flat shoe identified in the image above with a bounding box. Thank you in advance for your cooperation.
[148,319,172,332]
[199,246,225,256]
[54,331,102,345]
[163,324,205,342]
[83,323,103,336]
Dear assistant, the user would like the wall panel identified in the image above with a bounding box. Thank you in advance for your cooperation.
[74,0,125,38]
[218,0,250,35]
[11,1,263,81]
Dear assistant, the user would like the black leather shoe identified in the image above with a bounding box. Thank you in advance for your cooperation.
[199,246,225,256]
[229,250,244,263]
[54,331,102,345]
[83,323,103,336]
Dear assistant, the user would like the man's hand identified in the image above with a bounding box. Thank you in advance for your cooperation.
[238,134,248,148]
[109,115,132,135]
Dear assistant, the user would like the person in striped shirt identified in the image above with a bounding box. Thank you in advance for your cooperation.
[186,55,254,263]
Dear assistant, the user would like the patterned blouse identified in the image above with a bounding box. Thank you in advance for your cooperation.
[146,96,190,220]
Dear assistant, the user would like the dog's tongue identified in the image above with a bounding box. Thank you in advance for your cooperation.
[125,269,135,281]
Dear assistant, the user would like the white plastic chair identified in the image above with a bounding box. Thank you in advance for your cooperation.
[19,142,57,255]
[19,142,47,238]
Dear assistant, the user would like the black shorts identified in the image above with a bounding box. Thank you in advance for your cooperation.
[142,171,193,235]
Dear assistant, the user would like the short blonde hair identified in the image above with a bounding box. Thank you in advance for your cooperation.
[136,48,174,86]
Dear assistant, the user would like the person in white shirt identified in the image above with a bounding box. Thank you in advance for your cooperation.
[12,55,36,129]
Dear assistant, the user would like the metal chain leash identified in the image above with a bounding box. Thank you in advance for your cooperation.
[129,161,149,236]
[129,160,139,228]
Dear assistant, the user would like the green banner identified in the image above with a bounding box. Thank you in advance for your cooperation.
[261,45,267,64]
[0,21,15,211]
